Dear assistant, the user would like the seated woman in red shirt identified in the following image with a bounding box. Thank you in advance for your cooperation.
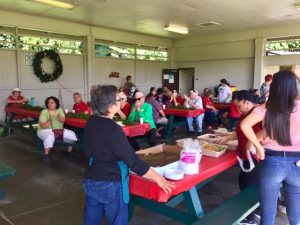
[7,88,28,105]
[202,90,218,129]
[169,90,184,106]
[73,92,88,114]
[116,91,131,119]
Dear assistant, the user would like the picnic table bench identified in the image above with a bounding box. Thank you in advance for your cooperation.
[0,162,17,199]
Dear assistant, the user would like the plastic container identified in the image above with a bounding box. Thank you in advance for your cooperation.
[226,140,238,150]
[202,143,228,158]
[214,128,233,136]
[29,98,35,106]
[179,139,201,175]
[197,134,223,144]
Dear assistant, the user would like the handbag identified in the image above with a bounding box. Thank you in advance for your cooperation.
[52,129,64,140]
[49,110,64,140]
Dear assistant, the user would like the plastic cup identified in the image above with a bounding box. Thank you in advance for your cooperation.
[64,109,69,114]
[140,118,144,124]
[72,110,75,113]
[162,105,166,109]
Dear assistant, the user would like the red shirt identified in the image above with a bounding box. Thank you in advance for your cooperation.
[170,96,184,105]
[8,95,25,104]
[202,96,214,110]
[73,101,88,114]
[229,102,241,118]
[121,102,131,118]
[235,109,263,160]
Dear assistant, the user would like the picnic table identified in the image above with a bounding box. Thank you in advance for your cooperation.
[162,107,205,139]
[0,162,17,199]
[2,104,150,138]
[214,103,230,110]
[129,151,259,224]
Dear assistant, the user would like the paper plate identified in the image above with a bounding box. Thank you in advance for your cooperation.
[165,169,184,180]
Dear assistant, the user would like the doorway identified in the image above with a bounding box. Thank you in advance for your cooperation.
[179,68,194,95]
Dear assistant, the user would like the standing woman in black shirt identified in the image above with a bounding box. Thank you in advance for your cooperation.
[83,85,174,225]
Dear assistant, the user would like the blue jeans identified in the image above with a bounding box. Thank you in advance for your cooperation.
[83,179,128,225]
[204,111,217,127]
[259,151,300,225]
[186,115,204,133]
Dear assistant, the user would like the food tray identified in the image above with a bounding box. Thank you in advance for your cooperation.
[197,134,224,144]
[201,143,228,158]
[226,140,238,150]
[214,128,233,136]
[136,144,181,167]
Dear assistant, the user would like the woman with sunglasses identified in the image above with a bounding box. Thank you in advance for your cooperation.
[128,91,157,151]
[241,70,300,225]
[83,85,174,225]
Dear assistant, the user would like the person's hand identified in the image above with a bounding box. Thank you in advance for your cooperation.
[57,112,64,121]
[256,144,265,160]
[217,136,229,144]
[172,92,178,99]
[246,141,254,152]
[156,176,175,194]
[135,104,141,111]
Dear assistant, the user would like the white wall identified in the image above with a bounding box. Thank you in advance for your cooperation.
[177,58,254,94]
[135,60,169,94]
[174,22,300,92]
[0,51,85,120]
[0,10,172,120]
[94,57,170,95]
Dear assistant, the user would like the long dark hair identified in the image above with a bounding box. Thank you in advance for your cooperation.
[265,70,298,146]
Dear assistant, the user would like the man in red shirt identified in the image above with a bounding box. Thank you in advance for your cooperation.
[73,92,88,114]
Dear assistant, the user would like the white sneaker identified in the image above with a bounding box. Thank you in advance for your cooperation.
[278,204,287,214]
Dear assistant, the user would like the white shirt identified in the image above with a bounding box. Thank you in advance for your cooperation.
[218,85,232,103]
[186,96,203,109]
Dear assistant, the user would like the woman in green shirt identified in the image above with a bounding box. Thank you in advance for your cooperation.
[37,96,77,163]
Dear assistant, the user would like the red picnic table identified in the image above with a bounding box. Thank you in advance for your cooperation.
[214,102,230,110]
[129,151,238,224]
[162,107,205,139]
[3,105,150,138]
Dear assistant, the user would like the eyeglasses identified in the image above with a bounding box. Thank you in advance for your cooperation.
[135,97,144,101]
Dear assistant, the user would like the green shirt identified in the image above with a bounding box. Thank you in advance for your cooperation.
[128,102,156,129]
[38,108,64,130]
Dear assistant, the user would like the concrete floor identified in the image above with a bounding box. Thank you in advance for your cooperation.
[0,129,289,225]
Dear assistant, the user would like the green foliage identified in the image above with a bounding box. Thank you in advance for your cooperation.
[167,105,196,110]
[32,50,63,83]
[19,104,44,112]
[66,113,90,120]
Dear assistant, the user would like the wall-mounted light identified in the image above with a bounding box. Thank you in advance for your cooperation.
[29,0,74,10]
[294,1,300,10]
[164,24,188,34]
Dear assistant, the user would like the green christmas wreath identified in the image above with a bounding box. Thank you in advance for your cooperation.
[32,49,63,83]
